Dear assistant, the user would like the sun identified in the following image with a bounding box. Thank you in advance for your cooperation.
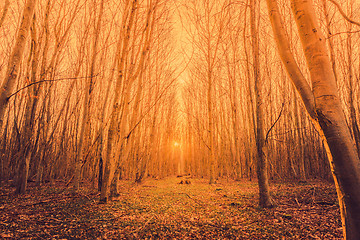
[174,141,180,147]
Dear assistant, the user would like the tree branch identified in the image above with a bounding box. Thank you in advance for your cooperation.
[6,74,99,100]
[328,0,360,27]
[327,30,360,38]
[265,102,284,144]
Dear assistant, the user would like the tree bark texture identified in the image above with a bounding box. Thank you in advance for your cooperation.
[0,0,10,29]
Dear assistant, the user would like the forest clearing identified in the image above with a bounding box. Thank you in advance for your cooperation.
[0,177,341,239]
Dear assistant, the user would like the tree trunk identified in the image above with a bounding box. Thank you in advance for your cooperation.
[100,0,137,203]
[266,0,360,238]
[0,0,10,29]
[16,14,40,194]
[0,0,37,129]
[207,68,215,184]
[291,1,360,238]
[321,0,338,84]
[250,0,273,208]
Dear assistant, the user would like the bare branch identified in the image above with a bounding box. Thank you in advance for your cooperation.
[265,103,284,144]
[327,30,360,38]
[328,0,360,27]
[6,74,99,100]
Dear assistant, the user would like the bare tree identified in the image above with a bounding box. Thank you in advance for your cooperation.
[0,0,37,131]
[266,0,360,237]
[250,0,274,208]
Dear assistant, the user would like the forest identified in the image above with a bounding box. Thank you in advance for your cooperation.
[0,0,359,239]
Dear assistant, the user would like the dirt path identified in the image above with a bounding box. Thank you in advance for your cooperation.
[0,177,342,239]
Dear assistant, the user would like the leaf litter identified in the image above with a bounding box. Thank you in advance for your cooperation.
[0,177,342,239]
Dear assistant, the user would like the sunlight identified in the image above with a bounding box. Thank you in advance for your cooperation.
[174,141,180,147]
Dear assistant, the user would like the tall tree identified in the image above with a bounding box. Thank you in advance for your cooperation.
[250,0,273,208]
[0,0,37,130]
[266,0,360,238]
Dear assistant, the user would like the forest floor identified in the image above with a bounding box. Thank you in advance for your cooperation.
[0,176,342,239]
